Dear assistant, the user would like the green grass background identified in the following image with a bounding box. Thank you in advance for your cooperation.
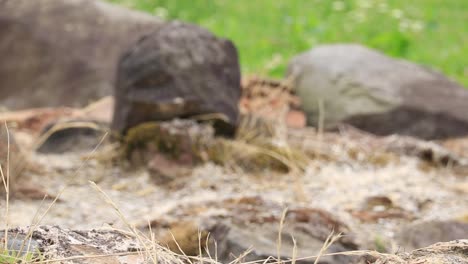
[107,0,467,86]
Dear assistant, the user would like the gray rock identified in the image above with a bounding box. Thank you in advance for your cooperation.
[210,222,356,264]
[362,239,468,264]
[112,21,241,136]
[396,220,468,251]
[0,0,163,109]
[35,120,108,154]
[287,44,468,140]
[203,197,359,264]
[0,232,40,258]
[1,226,149,264]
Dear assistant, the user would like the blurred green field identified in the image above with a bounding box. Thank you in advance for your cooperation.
[108,0,467,86]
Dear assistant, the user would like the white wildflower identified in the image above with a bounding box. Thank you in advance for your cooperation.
[411,21,424,32]
[332,1,345,11]
[392,9,403,19]
[357,0,372,9]
[154,7,169,20]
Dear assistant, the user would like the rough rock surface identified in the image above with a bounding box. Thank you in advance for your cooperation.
[112,21,241,136]
[287,44,468,140]
[122,119,215,166]
[201,197,359,264]
[396,221,468,250]
[366,239,468,264]
[138,195,358,264]
[0,226,154,264]
[0,0,163,109]
[2,227,466,264]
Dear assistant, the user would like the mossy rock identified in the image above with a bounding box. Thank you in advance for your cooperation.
[123,122,179,159]
[122,120,214,166]
[121,119,309,173]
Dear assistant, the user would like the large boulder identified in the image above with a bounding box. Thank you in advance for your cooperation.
[287,44,468,140]
[0,0,163,109]
[112,21,241,136]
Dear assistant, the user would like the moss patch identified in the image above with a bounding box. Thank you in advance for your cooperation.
[120,119,310,173]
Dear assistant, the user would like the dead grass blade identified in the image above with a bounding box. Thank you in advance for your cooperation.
[313,231,342,264]
[89,181,159,264]
[291,236,297,264]
[1,121,10,251]
[227,246,254,264]
[1,131,108,263]
[277,208,288,264]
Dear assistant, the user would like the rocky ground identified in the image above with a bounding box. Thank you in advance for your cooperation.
[0,93,467,263]
[1,1,467,263]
